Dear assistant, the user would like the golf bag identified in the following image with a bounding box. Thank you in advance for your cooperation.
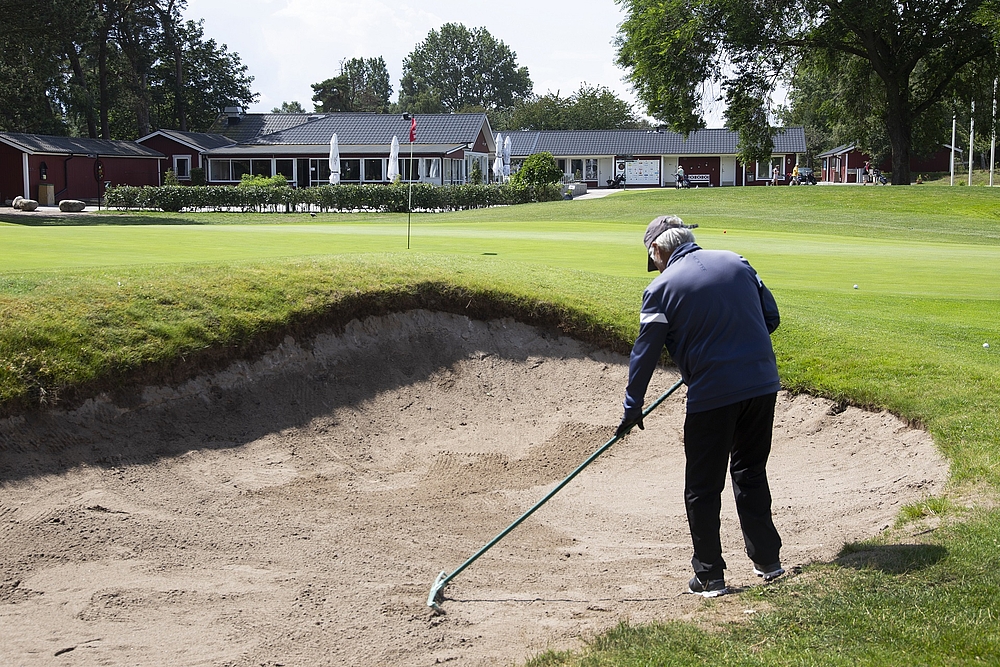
[675,172,691,189]
[871,168,888,185]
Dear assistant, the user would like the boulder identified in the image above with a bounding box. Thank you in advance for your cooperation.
[59,199,86,212]
[13,196,39,211]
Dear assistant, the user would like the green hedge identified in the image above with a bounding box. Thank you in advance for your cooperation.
[105,183,563,213]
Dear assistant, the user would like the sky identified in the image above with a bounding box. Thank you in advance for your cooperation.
[183,0,728,125]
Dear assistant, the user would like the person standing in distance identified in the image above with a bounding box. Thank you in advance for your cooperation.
[616,215,785,597]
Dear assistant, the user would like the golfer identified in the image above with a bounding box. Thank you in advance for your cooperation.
[617,215,785,597]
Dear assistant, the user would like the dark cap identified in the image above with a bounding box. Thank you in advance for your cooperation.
[643,215,698,271]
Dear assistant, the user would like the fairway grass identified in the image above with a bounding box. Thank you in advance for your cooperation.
[2,184,1000,665]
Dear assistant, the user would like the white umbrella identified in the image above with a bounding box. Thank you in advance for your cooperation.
[387,135,400,182]
[503,135,511,178]
[493,133,504,182]
[328,133,340,185]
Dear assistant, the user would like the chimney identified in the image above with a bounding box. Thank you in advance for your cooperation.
[223,106,243,125]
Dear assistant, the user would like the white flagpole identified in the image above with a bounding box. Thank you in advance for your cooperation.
[969,99,975,186]
[951,114,956,186]
[991,79,997,187]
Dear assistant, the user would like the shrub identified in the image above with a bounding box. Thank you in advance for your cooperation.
[105,182,554,213]
[514,152,563,187]
[163,169,180,186]
[190,167,206,186]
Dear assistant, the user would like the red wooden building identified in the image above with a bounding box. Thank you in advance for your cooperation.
[0,132,163,205]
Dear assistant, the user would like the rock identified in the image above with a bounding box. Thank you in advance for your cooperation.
[59,199,86,212]
[13,197,39,211]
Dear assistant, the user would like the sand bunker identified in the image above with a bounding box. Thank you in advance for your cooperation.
[0,310,948,666]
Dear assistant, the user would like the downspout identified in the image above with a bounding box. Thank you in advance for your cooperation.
[57,154,75,199]
[22,152,29,199]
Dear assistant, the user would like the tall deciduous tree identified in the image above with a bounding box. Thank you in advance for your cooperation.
[311,57,392,113]
[0,0,257,139]
[496,83,648,130]
[399,23,532,113]
[615,0,1000,184]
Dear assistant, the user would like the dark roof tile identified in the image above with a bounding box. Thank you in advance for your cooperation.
[0,132,164,158]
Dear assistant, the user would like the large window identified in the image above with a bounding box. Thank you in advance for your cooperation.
[309,158,330,185]
[423,158,440,180]
[342,159,361,182]
[232,160,250,181]
[275,159,293,181]
[251,159,272,177]
[450,158,465,184]
[364,158,384,182]
[571,159,583,180]
[757,157,784,180]
[585,159,598,180]
[208,158,250,182]
[209,159,230,182]
[399,158,419,181]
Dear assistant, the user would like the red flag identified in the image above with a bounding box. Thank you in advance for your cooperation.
[409,117,417,142]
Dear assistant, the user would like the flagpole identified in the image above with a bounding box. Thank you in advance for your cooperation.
[403,113,414,249]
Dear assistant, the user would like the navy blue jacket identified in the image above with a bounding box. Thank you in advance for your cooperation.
[624,242,781,415]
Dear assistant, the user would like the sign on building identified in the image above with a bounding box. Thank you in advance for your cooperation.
[624,159,660,185]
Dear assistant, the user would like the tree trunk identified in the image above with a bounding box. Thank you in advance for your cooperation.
[67,45,98,138]
[884,81,912,185]
[175,42,186,131]
[98,37,110,139]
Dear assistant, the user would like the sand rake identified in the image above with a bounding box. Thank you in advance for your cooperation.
[427,378,684,613]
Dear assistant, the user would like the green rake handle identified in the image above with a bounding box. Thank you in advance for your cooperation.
[427,378,684,612]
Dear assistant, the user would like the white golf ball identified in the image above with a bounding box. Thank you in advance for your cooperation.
[853,284,858,289]
[985,343,991,349]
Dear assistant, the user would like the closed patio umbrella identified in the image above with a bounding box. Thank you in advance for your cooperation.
[503,135,511,179]
[493,133,504,182]
[328,133,340,185]
[387,135,400,182]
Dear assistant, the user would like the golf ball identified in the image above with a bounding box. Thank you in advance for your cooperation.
[985,343,991,349]
[853,284,858,289]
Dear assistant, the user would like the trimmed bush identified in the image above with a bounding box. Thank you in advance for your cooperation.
[105,182,555,213]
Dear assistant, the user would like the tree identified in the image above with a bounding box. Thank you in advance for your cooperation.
[311,57,392,113]
[399,23,532,113]
[272,101,306,114]
[149,17,257,134]
[0,0,72,134]
[511,152,562,187]
[0,1,257,138]
[496,83,648,131]
[615,0,1000,184]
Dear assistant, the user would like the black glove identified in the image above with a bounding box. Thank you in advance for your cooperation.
[616,412,645,438]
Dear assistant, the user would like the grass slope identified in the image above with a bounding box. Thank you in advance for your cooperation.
[2,184,999,665]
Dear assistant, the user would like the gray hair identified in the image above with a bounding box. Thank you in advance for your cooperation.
[649,226,695,262]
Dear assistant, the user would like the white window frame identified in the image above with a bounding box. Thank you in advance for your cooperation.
[757,156,784,181]
[173,155,191,180]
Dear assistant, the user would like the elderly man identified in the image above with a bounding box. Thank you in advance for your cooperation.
[617,215,785,597]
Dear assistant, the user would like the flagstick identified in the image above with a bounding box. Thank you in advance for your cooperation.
[403,113,414,249]
[407,138,413,249]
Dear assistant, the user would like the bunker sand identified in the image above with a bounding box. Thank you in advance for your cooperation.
[0,311,948,665]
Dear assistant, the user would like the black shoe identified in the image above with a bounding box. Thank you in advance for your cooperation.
[753,562,785,582]
[688,575,728,598]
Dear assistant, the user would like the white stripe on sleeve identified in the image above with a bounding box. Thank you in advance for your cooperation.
[640,312,668,325]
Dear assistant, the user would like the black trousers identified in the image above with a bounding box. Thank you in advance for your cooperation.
[683,392,781,581]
